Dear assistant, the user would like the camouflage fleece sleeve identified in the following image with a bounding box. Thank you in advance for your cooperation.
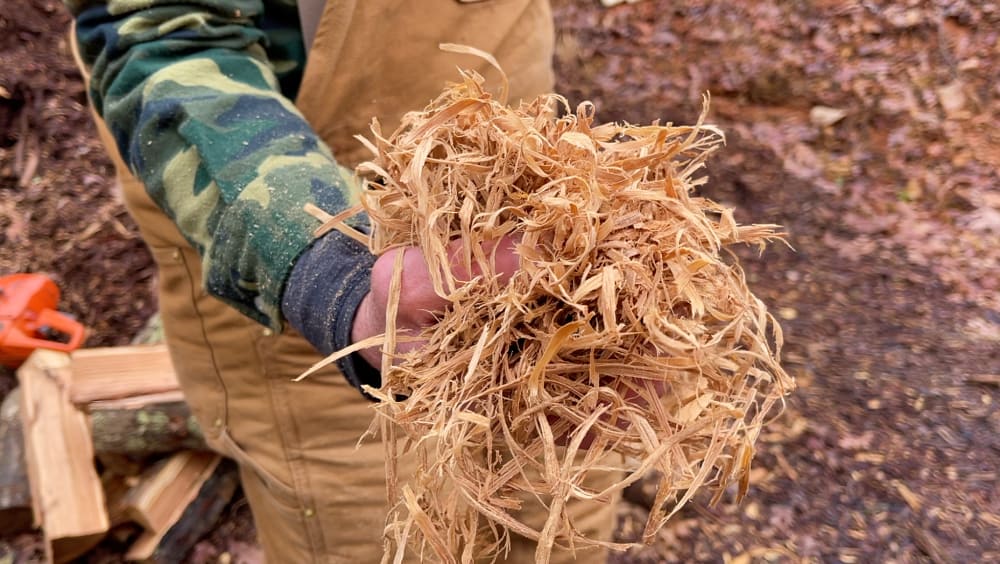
[66,0,360,330]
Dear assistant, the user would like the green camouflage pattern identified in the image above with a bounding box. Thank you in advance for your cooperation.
[66,0,361,329]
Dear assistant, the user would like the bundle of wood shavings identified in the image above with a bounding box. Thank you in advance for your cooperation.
[307,47,794,564]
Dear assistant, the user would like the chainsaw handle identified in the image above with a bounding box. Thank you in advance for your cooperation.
[33,309,86,352]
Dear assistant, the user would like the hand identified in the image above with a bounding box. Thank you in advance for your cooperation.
[351,236,520,370]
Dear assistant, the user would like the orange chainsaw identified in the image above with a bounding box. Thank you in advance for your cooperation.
[0,273,86,368]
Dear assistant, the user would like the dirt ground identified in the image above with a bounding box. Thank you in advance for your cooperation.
[2,1,998,562]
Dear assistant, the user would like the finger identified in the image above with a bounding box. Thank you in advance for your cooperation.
[371,247,450,325]
[446,234,521,284]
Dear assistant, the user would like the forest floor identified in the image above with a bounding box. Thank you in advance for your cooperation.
[1,1,998,562]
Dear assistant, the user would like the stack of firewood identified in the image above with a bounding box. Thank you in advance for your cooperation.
[0,346,237,563]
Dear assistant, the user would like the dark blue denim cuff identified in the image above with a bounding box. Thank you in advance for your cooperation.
[281,231,381,396]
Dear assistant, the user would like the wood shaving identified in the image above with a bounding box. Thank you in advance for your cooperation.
[308,49,794,563]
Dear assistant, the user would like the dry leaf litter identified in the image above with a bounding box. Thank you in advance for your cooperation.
[304,46,794,564]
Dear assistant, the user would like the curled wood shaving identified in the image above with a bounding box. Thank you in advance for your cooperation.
[322,63,794,563]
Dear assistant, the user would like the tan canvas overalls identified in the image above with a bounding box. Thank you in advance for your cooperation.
[78,1,617,561]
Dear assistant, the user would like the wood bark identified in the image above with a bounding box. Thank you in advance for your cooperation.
[88,397,206,456]
[0,388,32,533]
